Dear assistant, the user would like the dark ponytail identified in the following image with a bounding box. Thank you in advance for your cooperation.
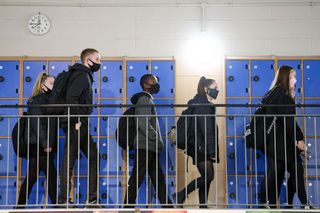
[197,76,216,96]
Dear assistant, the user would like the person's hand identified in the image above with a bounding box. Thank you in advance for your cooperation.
[297,140,306,152]
[44,147,52,152]
[75,122,82,130]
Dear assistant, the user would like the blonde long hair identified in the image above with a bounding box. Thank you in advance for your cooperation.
[29,72,53,100]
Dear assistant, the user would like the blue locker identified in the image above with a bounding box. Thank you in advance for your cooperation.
[27,178,46,206]
[226,60,249,97]
[0,100,19,137]
[226,138,250,175]
[76,60,99,98]
[100,177,122,208]
[0,61,20,98]
[278,60,303,97]
[304,60,320,97]
[99,138,123,176]
[306,178,320,207]
[296,100,303,128]
[279,176,306,208]
[73,177,87,204]
[100,61,123,98]
[0,139,17,176]
[0,178,17,207]
[251,149,267,175]
[251,175,264,208]
[227,175,250,208]
[100,100,122,137]
[23,61,46,98]
[153,99,175,136]
[305,138,320,177]
[251,60,275,97]
[226,99,250,136]
[151,177,175,207]
[48,61,71,77]
[159,136,175,176]
[88,101,98,136]
[151,61,175,98]
[304,100,320,137]
[126,61,150,97]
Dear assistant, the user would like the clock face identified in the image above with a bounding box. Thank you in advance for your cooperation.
[28,14,50,35]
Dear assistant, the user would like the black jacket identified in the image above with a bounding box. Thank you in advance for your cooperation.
[64,63,94,125]
[187,94,219,163]
[264,85,304,161]
[27,92,57,153]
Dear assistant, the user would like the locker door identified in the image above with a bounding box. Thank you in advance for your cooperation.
[307,178,320,207]
[100,100,122,137]
[100,61,123,98]
[73,177,87,204]
[151,61,174,98]
[0,178,17,207]
[304,60,320,97]
[251,175,264,208]
[226,138,249,175]
[0,139,17,176]
[159,135,175,175]
[100,138,123,176]
[100,177,122,208]
[126,61,150,97]
[0,61,20,98]
[305,138,320,177]
[23,61,46,98]
[0,100,19,137]
[48,61,71,77]
[227,175,250,208]
[278,60,303,97]
[304,100,320,137]
[226,99,250,136]
[226,60,249,97]
[251,60,274,97]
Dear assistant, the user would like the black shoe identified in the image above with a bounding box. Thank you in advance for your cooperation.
[172,191,185,208]
[57,198,75,208]
[84,199,103,208]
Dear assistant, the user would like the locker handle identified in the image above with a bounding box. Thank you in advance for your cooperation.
[0,117,3,122]
[102,154,107,160]
[0,154,2,160]
[102,117,108,121]
[102,76,108,82]
[245,64,248,69]
[229,152,235,159]
[16,65,19,70]
[16,89,19,94]
[171,166,174,171]
[246,88,249,93]
[171,88,174,94]
[118,181,122,187]
[253,76,259,82]
[271,64,274,70]
[120,88,122,94]
[171,65,174,70]
[94,127,97,132]
[146,65,149,70]
[119,166,122,171]
[228,76,234,82]
[95,88,97,94]
[43,65,46,70]
[0,76,4,82]
[129,76,135,82]
[119,65,122,70]
[298,64,301,70]
[228,116,234,120]
[229,193,236,199]
[25,76,32,82]
[101,193,107,199]
[298,88,301,93]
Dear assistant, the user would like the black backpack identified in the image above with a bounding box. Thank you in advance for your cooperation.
[48,68,74,115]
[174,107,195,150]
[115,107,136,150]
[12,112,28,158]
[244,87,278,151]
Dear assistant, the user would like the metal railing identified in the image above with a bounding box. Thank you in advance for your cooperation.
[0,103,318,209]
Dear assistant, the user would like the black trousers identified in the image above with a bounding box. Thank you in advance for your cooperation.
[179,159,214,207]
[18,155,57,206]
[124,149,173,208]
[260,157,307,207]
[59,123,98,203]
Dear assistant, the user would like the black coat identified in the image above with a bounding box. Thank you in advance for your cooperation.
[264,85,304,162]
[27,92,57,154]
[187,94,219,163]
[64,63,94,125]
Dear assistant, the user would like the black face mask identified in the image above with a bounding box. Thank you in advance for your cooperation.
[88,59,101,73]
[43,85,52,95]
[207,88,219,99]
[147,83,160,94]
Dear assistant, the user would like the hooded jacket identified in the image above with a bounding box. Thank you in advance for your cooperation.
[131,92,163,153]
[187,94,219,163]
